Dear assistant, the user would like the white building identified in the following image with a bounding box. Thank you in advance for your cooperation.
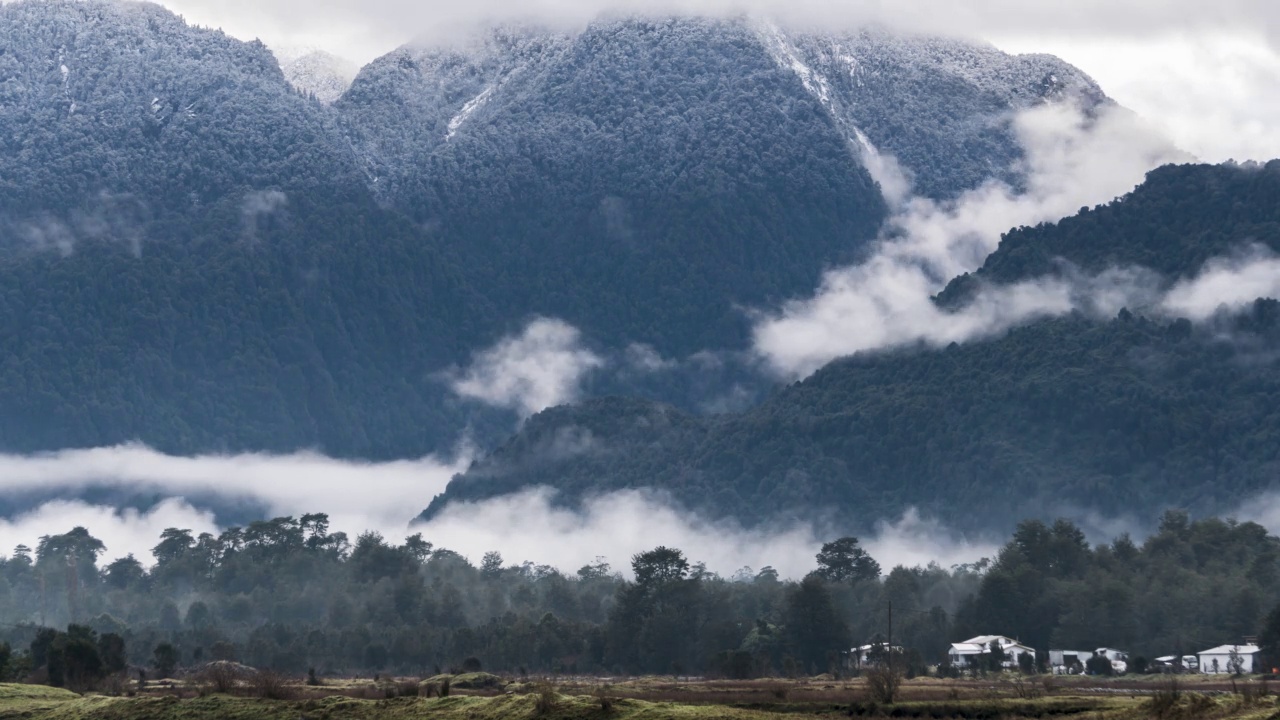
[847,643,903,667]
[1197,644,1261,675]
[1048,649,1093,673]
[948,635,1036,669]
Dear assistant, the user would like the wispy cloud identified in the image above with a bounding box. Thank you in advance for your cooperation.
[751,102,1185,378]
[0,444,997,576]
[449,318,605,417]
[409,488,998,578]
[0,499,218,565]
[1160,247,1280,321]
[0,444,468,547]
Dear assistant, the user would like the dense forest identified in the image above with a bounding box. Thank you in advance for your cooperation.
[0,0,1109,460]
[427,162,1280,531]
[0,512,1276,687]
[427,302,1280,531]
[939,161,1280,306]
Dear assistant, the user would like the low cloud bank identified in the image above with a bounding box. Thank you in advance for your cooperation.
[0,448,997,576]
[0,499,218,564]
[752,102,1195,378]
[412,489,999,578]
[0,444,467,549]
[153,0,1280,68]
[1160,248,1280,321]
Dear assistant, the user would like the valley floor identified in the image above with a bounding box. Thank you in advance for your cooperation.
[3,675,1280,720]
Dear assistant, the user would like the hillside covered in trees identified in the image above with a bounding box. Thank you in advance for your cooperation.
[939,161,1280,306]
[428,162,1280,531]
[0,513,1275,681]
[0,0,1107,458]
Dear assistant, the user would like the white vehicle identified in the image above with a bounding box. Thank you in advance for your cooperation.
[1095,648,1129,674]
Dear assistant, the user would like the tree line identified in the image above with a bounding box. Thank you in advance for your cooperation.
[2,511,1280,688]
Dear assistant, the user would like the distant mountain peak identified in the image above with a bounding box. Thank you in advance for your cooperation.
[272,46,358,104]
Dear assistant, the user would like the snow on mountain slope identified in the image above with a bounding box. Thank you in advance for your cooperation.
[756,23,1107,199]
[274,48,358,104]
[338,18,1108,207]
[335,28,571,197]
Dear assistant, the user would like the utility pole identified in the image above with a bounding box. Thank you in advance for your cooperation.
[887,601,893,654]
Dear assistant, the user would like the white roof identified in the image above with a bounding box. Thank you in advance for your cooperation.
[950,636,1035,655]
[1198,644,1260,656]
[964,635,1015,645]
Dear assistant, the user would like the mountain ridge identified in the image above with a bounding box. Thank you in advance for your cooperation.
[424,162,1280,533]
[0,0,1118,464]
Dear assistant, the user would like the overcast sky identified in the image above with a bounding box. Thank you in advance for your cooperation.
[147,0,1280,163]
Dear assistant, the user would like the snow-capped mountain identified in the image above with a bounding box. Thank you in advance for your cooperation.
[274,47,358,104]
[337,18,1105,206]
[0,2,1118,460]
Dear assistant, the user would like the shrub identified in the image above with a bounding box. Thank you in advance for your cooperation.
[534,682,557,716]
[1085,654,1113,676]
[397,680,419,697]
[1146,677,1181,720]
[199,661,248,694]
[250,669,296,700]
[152,643,179,678]
[865,662,904,704]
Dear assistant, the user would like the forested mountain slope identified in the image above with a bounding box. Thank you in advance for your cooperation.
[939,161,1280,305]
[337,18,889,355]
[0,0,1108,457]
[0,0,495,455]
[426,163,1280,531]
[336,18,1103,353]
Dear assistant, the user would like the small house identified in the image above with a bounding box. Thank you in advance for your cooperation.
[948,635,1036,670]
[1197,644,1261,675]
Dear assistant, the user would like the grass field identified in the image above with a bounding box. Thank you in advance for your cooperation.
[3,674,1279,719]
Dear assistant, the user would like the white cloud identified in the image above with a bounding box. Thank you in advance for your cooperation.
[752,102,1185,378]
[450,317,605,417]
[0,452,997,576]
[1160,248,1280,321]
[147,0,1280,64]
[0,499,218,565]
[113,0,1278,163]
[995,33,1280,163]
[411,487,995,578]
[623,343,677,373]
[0,444,467,550]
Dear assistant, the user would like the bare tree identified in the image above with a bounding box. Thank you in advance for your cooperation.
[864,652,903,704]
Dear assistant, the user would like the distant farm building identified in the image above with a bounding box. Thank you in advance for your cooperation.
[846,643,903,668]
[1048,649,1092,673]
[1197,644,1261,675]
[948,635,1035,669]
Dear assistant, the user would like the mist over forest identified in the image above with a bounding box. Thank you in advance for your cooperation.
[2,510,1277,684]
[1,2,1280,716]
